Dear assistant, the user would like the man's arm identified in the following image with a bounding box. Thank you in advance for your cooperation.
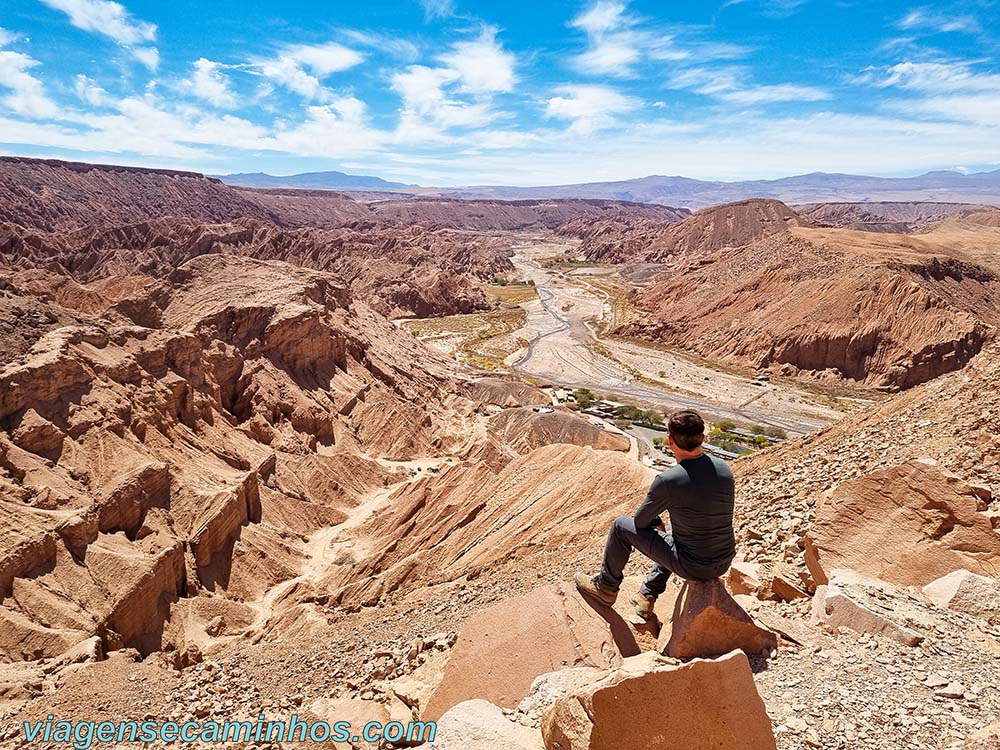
[633,473,674,529]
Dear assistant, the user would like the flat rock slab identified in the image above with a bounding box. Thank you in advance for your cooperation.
[423,583,628,721]
[658,578,777,660]
[811,569,929,646]
[541,650,777,750]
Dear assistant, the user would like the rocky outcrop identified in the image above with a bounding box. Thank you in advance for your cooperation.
[796,202,995,233]
[371,198,683,231]
[620,225,1000,390]
[659,579,777,659]
[0,253,495,666]
[423,583,627,721]
[487,408,630,457]
[1,217,513,319]
[541,650,777,750]
[0,156,370,231]
[564,199,808,263]
[965,722,1000,750]
[803,459,1000,587]
[329,445,653,607]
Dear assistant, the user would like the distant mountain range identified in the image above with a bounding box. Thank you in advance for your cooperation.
[442,170,1000,208]
[215,168,1000,208]
[216,170,416,191]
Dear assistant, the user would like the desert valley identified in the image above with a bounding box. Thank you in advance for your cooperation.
[0,155,999,750]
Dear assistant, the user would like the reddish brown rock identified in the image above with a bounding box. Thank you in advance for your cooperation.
[726,560,765,597]
[541,650,777,750]
[565,199,807,263]
[423,583,627,721]
[769,564,809,602]
[658,578,777,660]
[615,225,1000,390]
[804,459,1000,587]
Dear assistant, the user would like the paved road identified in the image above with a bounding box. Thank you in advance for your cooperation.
[509,253,829,434]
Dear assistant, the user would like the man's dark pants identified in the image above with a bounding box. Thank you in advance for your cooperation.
[598,515,702,596]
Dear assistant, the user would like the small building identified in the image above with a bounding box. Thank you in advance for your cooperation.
[703,443,743,461]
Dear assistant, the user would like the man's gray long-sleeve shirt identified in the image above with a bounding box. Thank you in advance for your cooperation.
[635,454,736,575]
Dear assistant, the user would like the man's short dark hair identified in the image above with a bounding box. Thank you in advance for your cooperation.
[668,410,705,451]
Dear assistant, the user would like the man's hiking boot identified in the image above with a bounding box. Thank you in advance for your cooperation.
[630,591,657,620]
[574,572,618,606]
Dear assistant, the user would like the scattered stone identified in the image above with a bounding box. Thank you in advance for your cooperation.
[770,564,809,602]
[935,683,967,699]
[727,561,765,597]
[514,667,604,727]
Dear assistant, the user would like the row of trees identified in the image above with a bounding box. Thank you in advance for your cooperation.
[714,419,787,440]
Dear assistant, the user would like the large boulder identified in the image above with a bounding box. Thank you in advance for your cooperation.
[658,579,777,659]
[416,700,543,750]
[804,459,1000,587]
[923,570,1000,625]
[541,650,776,750]
[423,583,627,721]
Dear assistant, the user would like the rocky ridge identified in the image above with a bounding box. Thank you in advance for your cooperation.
[617,224,1000,390]
[561,199,809,263]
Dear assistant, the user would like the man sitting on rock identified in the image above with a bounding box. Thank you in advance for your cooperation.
[575,409,736,619]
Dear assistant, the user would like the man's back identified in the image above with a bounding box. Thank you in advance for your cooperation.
[638,454,736,576]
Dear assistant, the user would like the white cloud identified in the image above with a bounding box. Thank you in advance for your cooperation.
[254,42,364,99]
[419,0,455,21]
[282,42,364,76]
[572,1,629,36]
[569,1,745,77]
[271,97,384,156]
[575,41,641,77]
[897,7,980,35]
[873,61,1000,93]
[902,94,1000,126]
[669,67,829,104]
[0,27,18,47]
[0,50,59,118]
[569,1,640,76]
[546,84,640,133]
[721,0,807,19]
[74,74,112,106]
[188,58,237,108]
[390,28,516,142]
[868,61,1000,127]
[40,0,158,68]
[131,46,159,71]
[438,27,515,93]
[391,64,494,136]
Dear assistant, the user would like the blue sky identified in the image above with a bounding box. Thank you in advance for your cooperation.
[0,0,998,184]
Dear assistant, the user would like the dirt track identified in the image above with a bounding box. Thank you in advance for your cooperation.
[507,237,847,435]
